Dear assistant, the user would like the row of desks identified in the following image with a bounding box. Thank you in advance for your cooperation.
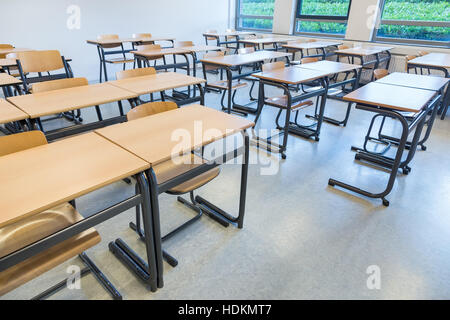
[0,72,206,140]
[0,104,254,294]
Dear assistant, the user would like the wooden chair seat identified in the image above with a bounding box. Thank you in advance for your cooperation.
[207,80,248,90]
[105,57,134,64]
[265,96,314,110]
[0,203,100,296]
[155,153,220,195]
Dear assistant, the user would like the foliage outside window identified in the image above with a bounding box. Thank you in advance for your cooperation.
[295,0,351,36]
[236,0,275,31]
[376,0,450,44]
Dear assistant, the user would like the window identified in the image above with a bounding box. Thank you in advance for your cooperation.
[375,0,450,45]
[236,0,275,31]
[295,0,352,37]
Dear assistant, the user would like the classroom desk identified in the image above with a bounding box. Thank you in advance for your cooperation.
[0,73,22,98]
[203,31,256,52]
[296,60,362,126]
[335,46,393,83]
[328,82,441,206]
[108,72,206,106]
[96,104,254,289]
[200,50,292,115]
[7,82,137,141]
[368,72,449,151]
[282,41,342,60]
[87,37,175,82]
[407,53,450,119]
[0,99,29,134]
[251,66,331,158]
[0,132,160,292]
[239,37,294,51]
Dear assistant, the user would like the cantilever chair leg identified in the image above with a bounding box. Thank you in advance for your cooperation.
[31,252,122,300]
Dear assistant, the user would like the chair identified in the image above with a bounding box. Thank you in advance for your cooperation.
[134,44,166,68]
[0,44,14,59]
[202,51,248,111]
[417,51,431,74]
[116,67,160,103]
[373,68,389,80]
[338,45,353,63]
[204,29,218,46]
[12,50,70,93]
[224,28,239,53]
[0,131,121,300]
[237,47,258,100]
[96,34,134,82]
[132,33,154,45]
[126,102,226,257]
[31,77,106,129]
[262,62,314,129]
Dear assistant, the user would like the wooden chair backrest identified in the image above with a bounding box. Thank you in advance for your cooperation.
[0,44,14,49]
[32,77,88,93]
[262,61,285,72]
[205,30,218,40]
[116,67,156,80]
[136,44,161,51]
[133,33,152,39]
[97,34,121,48]
[418,51,429,57]
[238,47,255,55]
[338,45,350,50]
[175,41,194,48]
[14,50,64,74]
[306,39,317,43]
[301,57,319,64]
[203,51,225,71]
[127,101,178,121]
[374,69,389,80]
[0,131,47,157]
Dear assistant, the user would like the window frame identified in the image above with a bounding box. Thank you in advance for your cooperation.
[373,0,450,47]
[294,0,352,38]
[235,0,275,32]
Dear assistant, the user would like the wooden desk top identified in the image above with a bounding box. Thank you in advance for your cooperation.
[203,31,255,37]
[0,73,22,86]
[8,83,136,118]
[376,72,449,91]
[0,48,32,55]
[131,48,191,58]
[86,37,175,45]
[335,46,393,56]
[239,37,293,45]
[180,45,224,53]
[0,59,17,68]
[343,82,436,113]
[108,72,205,96]
[296,60,361,74]
[408,53,450,69]
[0,99,29,124]
[282,41,342,50]
[0,132,149,228]
[96,105,254,166]
[252,66,330,85]
[200,50,291,67]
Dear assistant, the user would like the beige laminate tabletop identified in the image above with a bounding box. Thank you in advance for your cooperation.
[108,72,205,96]
[0,99,29,124]
[179,45,224,53]
[252,66,331,85]
[376,72,449,91]
[335,46,394,56]
[131,48,191,58]
[0,132,149,228]
[408,53,450,69]
[343,82,436,113]
[203,31,255,37]
[239,37,293,45]
[200,50,291,67]
[96,105,254,166]
[282,41,342,50]
[86,37,175,45]
[7,83,136,118]
[296,60,362,74]
[0,48,33,56]
[0,73,22,86]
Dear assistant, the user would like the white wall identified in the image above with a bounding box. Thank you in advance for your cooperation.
[345,0,381,41]
[1,0,233,82]
[272,0,296,34]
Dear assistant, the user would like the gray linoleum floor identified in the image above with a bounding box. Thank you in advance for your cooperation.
[1,67,450,300]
